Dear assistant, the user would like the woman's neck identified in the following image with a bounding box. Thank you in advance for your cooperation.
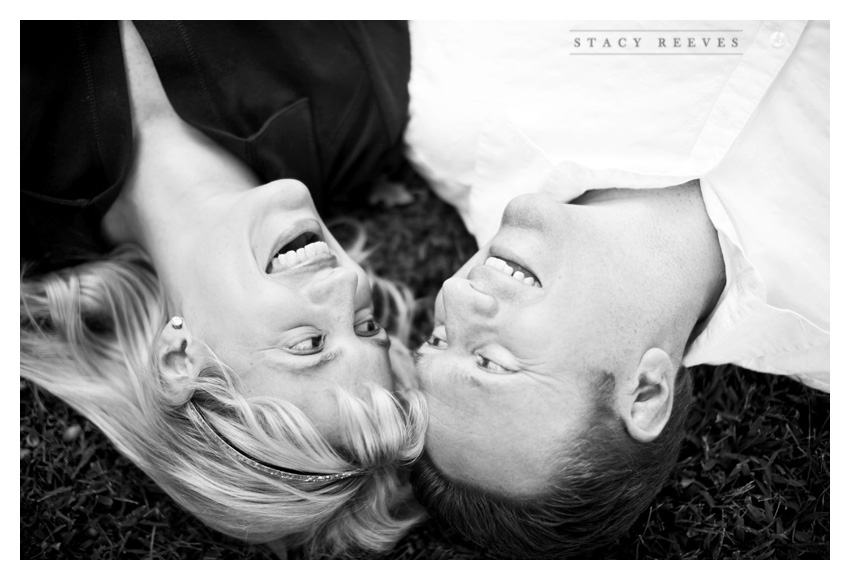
[101,21,258,253]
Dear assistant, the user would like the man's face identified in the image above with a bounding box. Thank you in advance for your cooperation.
[416,192,649,495]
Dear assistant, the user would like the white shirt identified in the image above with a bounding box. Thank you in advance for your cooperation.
[405,21,829,391]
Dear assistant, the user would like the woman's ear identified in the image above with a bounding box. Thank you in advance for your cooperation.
[156,317,203,383]
[618,348,676,443]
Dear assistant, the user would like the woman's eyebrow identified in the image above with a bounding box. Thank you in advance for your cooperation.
[370,336,391,350]
[276,348,344,375]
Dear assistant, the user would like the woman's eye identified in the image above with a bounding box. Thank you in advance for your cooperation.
[424,334,447,349]
[354,319,383,337]
[284,334,324,355]
[476,354,511,374]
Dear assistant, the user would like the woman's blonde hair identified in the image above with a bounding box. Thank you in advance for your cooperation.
[20,243,427,558]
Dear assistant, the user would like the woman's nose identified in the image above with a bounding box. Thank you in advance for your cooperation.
[307,267,359,312]
[265,179,314,211]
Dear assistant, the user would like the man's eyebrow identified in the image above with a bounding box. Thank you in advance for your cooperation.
[412,350,426,367]
[450,365,485,390]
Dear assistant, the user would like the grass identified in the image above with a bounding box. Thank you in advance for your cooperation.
[20,171,829,559]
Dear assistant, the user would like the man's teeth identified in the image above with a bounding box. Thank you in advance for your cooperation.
[274,241,330,269]
[484,256,541,287]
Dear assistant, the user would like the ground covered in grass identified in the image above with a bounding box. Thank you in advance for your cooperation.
[20,176,829,559]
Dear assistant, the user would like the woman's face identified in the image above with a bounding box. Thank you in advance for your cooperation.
[157,179,393,444]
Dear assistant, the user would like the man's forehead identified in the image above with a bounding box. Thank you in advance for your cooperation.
[419,371,566,495]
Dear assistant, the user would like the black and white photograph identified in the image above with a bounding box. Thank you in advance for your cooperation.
[20,18,831,560]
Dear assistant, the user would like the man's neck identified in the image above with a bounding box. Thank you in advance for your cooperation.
[579,180,726,351]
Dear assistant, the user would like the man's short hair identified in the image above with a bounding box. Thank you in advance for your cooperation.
[410,367,693,558]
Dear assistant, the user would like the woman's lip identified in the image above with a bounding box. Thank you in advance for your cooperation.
[270,241,331,272]
[269,253,339,277]
[265,218,324,271]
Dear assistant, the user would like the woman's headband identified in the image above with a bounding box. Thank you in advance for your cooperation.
[186,401,363,483]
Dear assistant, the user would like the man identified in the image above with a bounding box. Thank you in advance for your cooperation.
[404,21,829,557]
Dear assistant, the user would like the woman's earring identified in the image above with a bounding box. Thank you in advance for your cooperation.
[170,316,184,330]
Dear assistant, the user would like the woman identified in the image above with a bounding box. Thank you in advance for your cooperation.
[21,21,426,557]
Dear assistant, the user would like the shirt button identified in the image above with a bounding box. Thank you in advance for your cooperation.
[770,31,786,48]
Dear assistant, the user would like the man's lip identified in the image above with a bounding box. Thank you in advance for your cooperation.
[468,263,538,294]
[485,242,543,287]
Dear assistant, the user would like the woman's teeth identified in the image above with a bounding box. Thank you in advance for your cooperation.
[484,256,541,287]
[274,241,330,269]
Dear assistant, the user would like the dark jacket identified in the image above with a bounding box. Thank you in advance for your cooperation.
[21,21,410,270]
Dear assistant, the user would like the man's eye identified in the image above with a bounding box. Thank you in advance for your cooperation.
[476,354,511,374]
[354,319,383,337]
[424,334,447,349]
[284,334,325,355]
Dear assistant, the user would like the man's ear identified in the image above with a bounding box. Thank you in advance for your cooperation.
[156,317,203,384]
[618,348,676,443]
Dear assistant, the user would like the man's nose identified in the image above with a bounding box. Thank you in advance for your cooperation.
[442,277,499,322]
[501,192,553,232]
